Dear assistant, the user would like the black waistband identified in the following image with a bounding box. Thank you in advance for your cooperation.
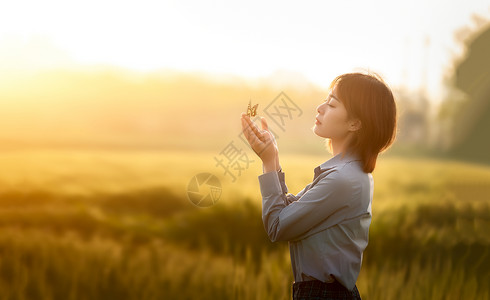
[292,280,361,300]
[293,279,347,292]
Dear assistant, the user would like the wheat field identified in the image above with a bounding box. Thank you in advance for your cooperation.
[0,149,489,299]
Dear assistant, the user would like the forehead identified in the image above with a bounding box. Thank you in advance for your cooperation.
[328,86,341,102]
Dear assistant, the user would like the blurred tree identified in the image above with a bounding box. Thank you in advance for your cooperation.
[395,88,430,148]
[440,18,490,163]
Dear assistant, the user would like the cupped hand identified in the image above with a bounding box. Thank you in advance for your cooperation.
[240,113,279,169]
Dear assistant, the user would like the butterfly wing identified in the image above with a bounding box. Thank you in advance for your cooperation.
[246,100,258,117]
[251,104,258,117]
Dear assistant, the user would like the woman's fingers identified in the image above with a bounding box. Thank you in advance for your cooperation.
[241,115,261,146]
[241,114,264,142]
[260,117,278,146]
[261,117,269,131]
[243,114,263,138]
[240,113,277,159]
[241,122,263,156]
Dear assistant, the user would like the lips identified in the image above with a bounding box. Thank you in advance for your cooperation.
[315,118,321,125]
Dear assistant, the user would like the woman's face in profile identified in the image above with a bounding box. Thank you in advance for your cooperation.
[313,86,352,140]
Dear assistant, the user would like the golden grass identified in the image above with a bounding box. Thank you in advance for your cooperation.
[0,149,489,299]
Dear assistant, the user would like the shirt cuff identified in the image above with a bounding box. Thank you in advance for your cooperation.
[277,171,288,194]
[258,171,283,197]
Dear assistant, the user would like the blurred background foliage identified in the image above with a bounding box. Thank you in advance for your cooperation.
[439,21,490,163]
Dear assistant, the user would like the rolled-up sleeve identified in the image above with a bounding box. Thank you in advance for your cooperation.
[259,169,351,242]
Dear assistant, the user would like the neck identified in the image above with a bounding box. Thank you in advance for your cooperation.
[331,143,345,156]
[330,134,354,156]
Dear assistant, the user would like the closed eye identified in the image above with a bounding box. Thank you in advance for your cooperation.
[324,99,335,107]
[324,95,335,105]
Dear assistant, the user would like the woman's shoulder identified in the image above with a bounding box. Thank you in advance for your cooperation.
[333,158,365,176]
[324,160,369,187]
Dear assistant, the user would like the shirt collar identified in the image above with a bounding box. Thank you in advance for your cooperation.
[313,152,361,181]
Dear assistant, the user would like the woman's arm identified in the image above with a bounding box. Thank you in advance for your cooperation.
[259,169,353,242]
[242,112,344,241]
[263,160,277,173]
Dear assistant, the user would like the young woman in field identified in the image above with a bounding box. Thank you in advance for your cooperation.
[241,72,397,300]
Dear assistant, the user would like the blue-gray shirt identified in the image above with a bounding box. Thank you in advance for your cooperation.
[258,153,373,291]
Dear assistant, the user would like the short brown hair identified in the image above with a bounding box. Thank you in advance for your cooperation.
[330,72,397,173]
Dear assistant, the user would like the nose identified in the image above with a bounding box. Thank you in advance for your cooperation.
[316,102,325,114]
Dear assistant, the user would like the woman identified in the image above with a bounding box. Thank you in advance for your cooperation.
[240,72,397,300]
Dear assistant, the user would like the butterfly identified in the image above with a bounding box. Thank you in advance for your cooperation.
[247,100,259,117]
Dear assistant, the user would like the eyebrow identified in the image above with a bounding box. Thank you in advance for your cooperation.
[328,93,341,102]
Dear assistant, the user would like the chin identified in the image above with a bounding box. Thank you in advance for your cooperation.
[312,125,326,138]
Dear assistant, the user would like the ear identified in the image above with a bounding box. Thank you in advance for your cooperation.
[348,118,362,132]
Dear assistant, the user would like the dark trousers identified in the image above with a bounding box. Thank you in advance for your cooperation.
[292,280,361,300]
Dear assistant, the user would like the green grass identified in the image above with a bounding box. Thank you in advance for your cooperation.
[0,150,489,299]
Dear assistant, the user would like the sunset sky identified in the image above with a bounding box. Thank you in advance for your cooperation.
[1,0,489,101]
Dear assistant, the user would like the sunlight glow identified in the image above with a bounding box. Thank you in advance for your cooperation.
[0,0,489,99]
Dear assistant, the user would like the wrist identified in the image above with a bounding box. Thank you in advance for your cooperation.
[262,160,277,173]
